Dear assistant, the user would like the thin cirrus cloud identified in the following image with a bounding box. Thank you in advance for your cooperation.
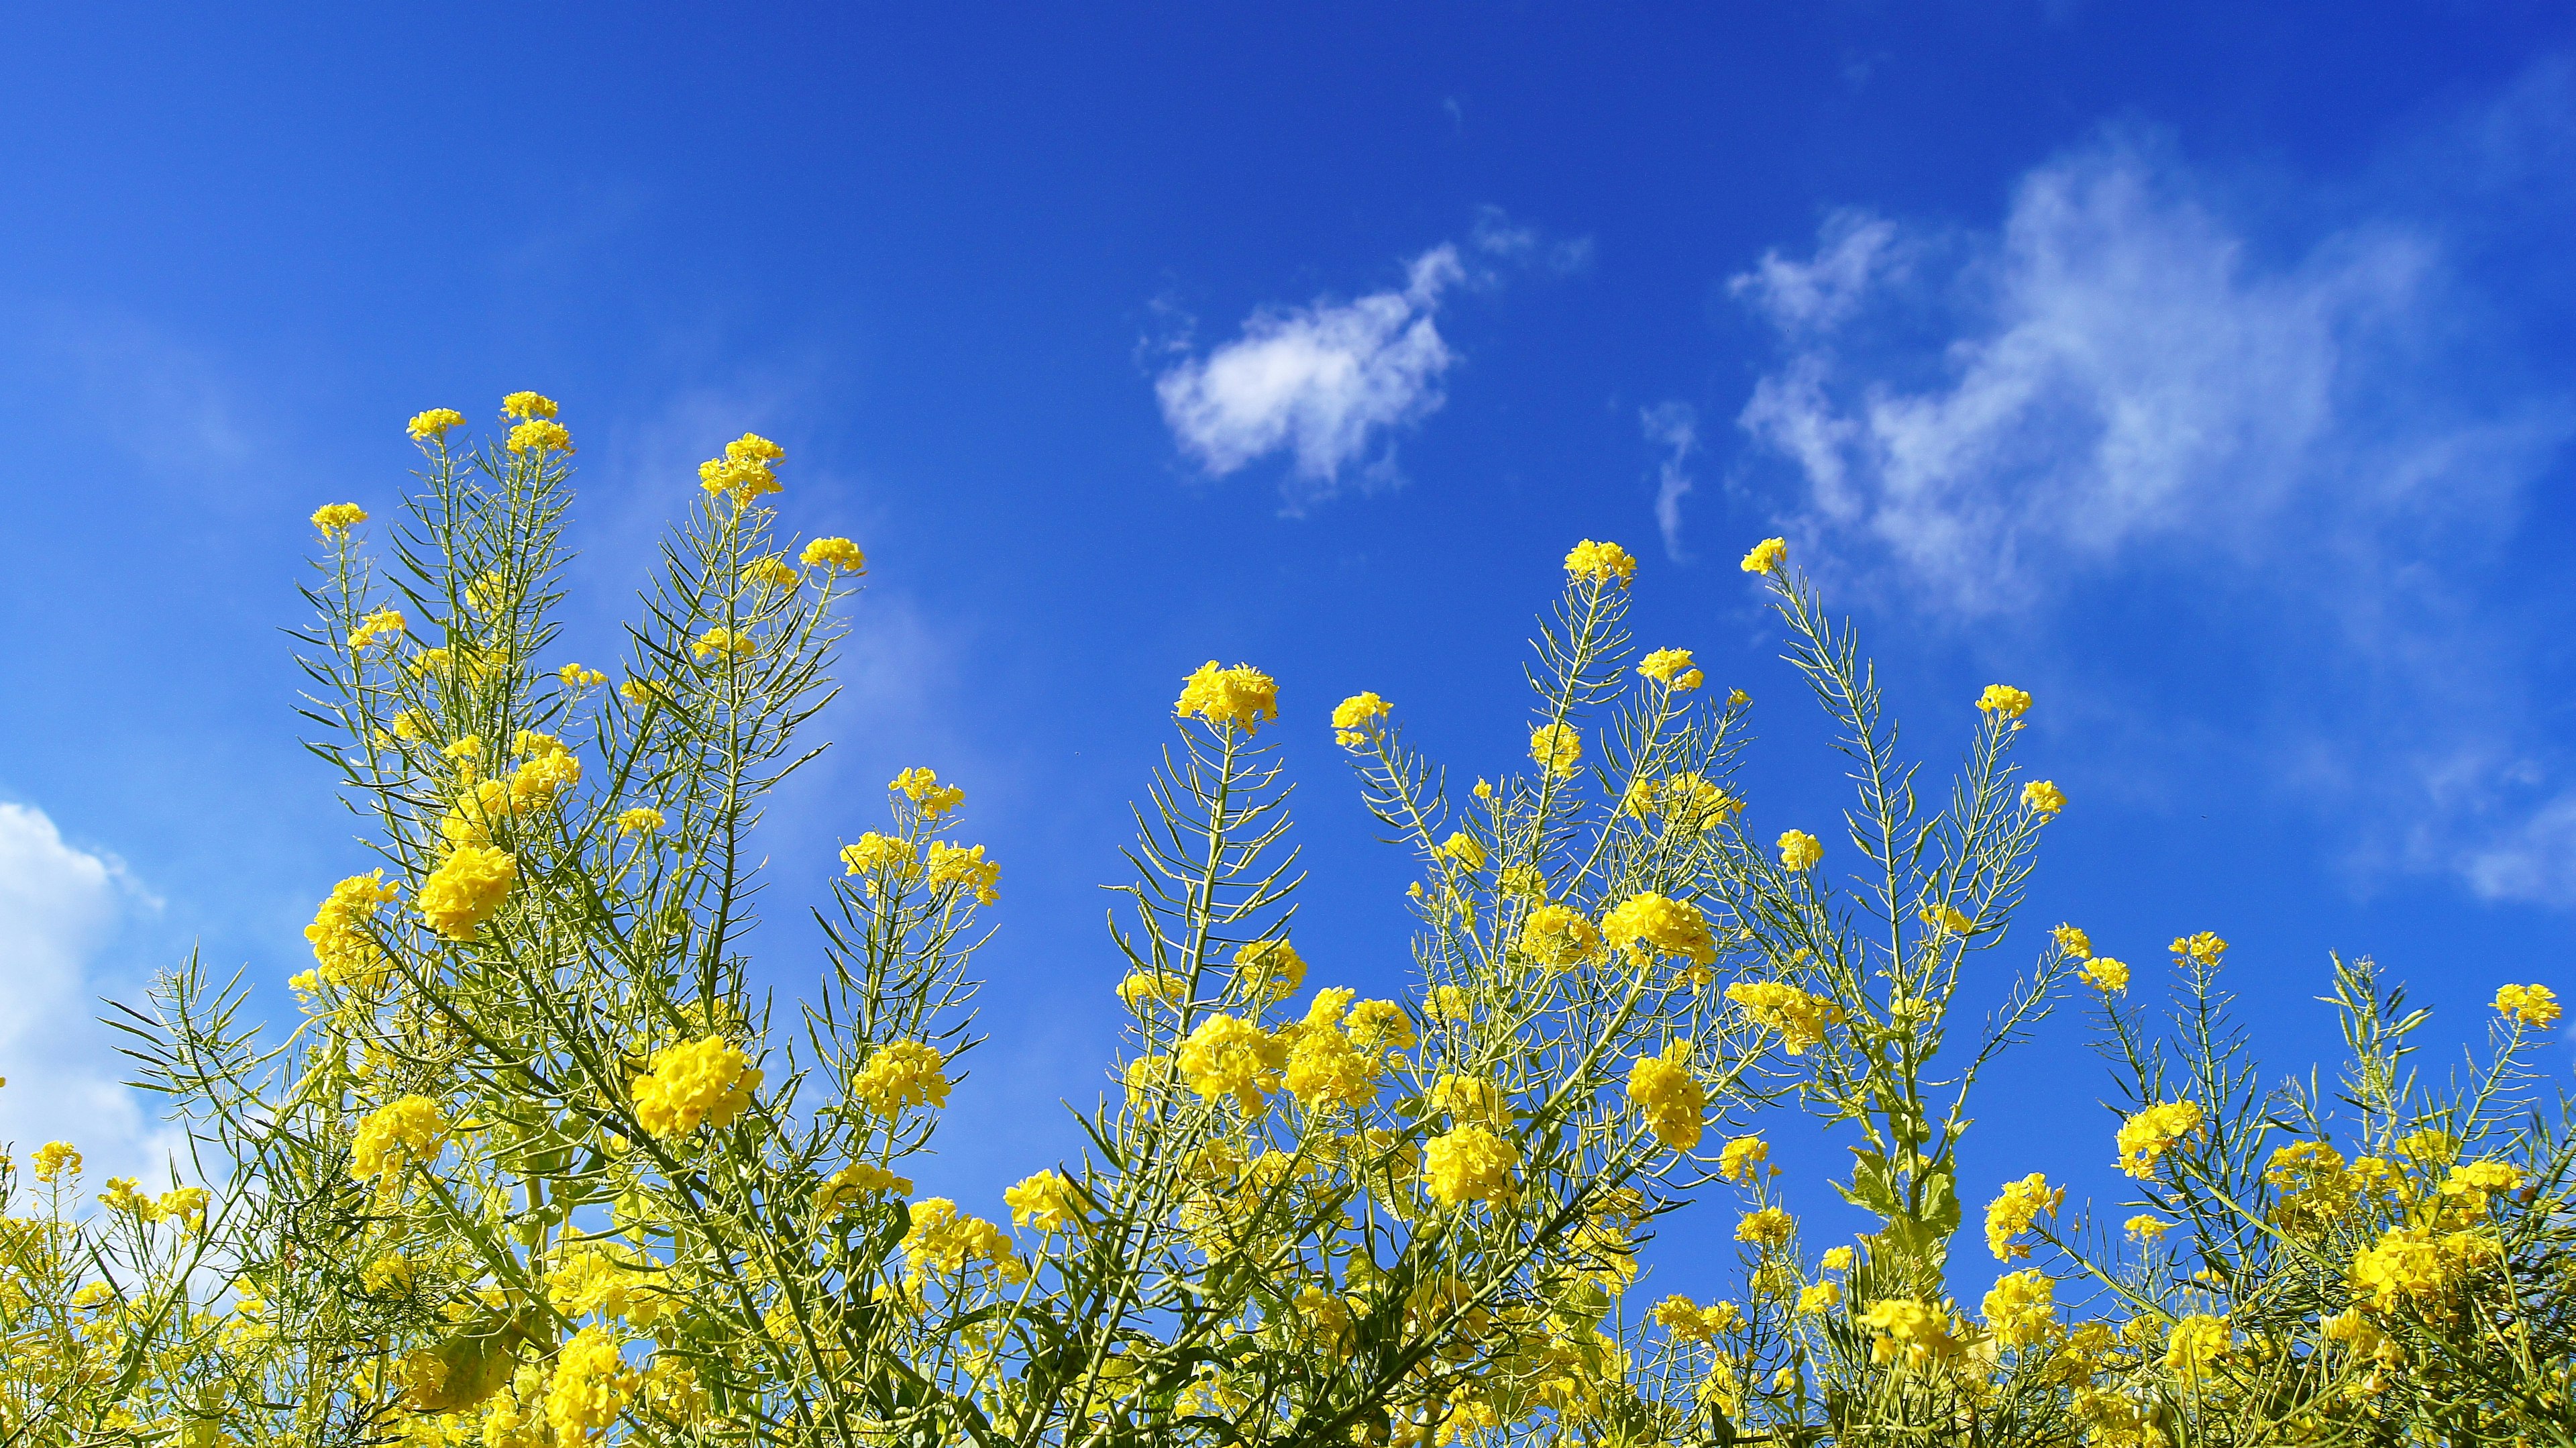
[1726,102,2576,904]
[1154,213,1585,507]
[1640,401,1699,562]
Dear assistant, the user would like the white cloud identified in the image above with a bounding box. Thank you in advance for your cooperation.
[0,803,170,1182]
[1155,246,1464,503]
[1641,401,1699,561]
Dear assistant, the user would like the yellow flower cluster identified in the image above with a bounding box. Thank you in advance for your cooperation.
[900,1198,1010,1284]
[1984,1172,2064,1261]
[2114,1100,2204,1179]
[1517,903,1603,969]
[32,1141,81,1182]
[1739,537,1787,574]
[2495,982,2561,1029]
[351,1096,446,1189]
[348,607,407,650]
[416,845,518,940]
[1858,1299,1969,1369]
[1776,829,1823,871]
[407,407,465,440]
[926,841,1000,903]
[1423,1125,1520,1208]
[1982,1270,2057,1350]
[1236,938,1307,999]
[890,765,965,817]
[1624,772,1741,835]
[1976,684,2032,720]
[305,871,399,990]
[631,1035,763,1136]
[1331,690,1392,746]
[1796,1281,1843,1315]
[1735,1206,1794,1247]
[508,419,574,456]
[851,1040,950,1118]
[698,432,786,507]
[1725,981,1845,1055]
[2163,1314,2230,1384]
[547,1325,639,1443]
[2171,931,2227,966]
[2021,780,2065,815]
[840,831,919,888]
[1175,660,1278,731]
[311,502,369,535]
[1438,830,1487,872]
[1717,1135,1768,1184]
[616,807,665,835]
[1625,1042,1705,1151]
[2350,1224,2503,1312]
[817,1161,912,1214]
[692,625,757,662]
[1282,990,1393,1114]
[1601,891,1717,966]
[1005,1170,1078,1231]
[2082,956,2131,992]
[1921,902,1974,935]
[800,535,865,572]
[1652,1295,1742,1345]
[1178,1014,1286,1113]
[1636,648,1703,690]
[1563,538,1636,587]
[1528,723,1582,779]
[502,391,558,419]
[741,554,801,590]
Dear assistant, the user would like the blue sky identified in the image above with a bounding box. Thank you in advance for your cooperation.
[3,3,2571,1302]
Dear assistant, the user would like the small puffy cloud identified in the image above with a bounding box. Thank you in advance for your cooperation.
[0,803,169,1182]
[1641,401,1699,561]
[1156,246,1464,505]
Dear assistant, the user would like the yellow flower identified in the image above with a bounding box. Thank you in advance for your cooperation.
[1984,1172,2064,1261]
[1528,723,1582,779]
[351,1096,446,1188]
[1982,1270,2055,1350]
[1423,1125,1520,1208]
[1717,1135,1769,1184]
[1735,1206,1794,1247]
[500,391,558,420]
[2081,956,2130,992]
[311,502,369,535]
[840,831,920,888]
[2051,923,2092,958]
[741,554,802,590]
[1725,982,1845,1055]
[1332,690,1393,746]
[1006,1170,1079,1231]
[1175,661,1279,731]
[1739,537,1787,575]
[105,1177,156,1215]
[817,1161,912,1214]
[1625,1042,1706,1149]
[2114,1100,2204,1179]
[547,1325,639,1445]
[1177,1014,1285,1113]
[692,626,756,662]
[1652,1296,1741,1345]
[801,536,867,572]
[1637,648,1703,691]
[1627,772,1742,835]
[1601,891,1716,966]
[1438,831,1487,872]
[1563,539,1637,587]
[616,807,666,835]
[900,1198,1011,1283]
[2495,982,2561,1030]
[1777,829,1823,871]
[407,407,466,440]
[2125,1214,2170,1242]
[305,870,400,990]
[506,419,574,455]
[1796,1281,1843,1315]
[1919,902,1974,936]
[698,433,786,507]
[1517,903,1603,969]
[2170,931,2226,965]
[1858,1299,1968,1369]
[348,607,408,650]
[632,1035,763,1135]
[2021,780,2065,815]
[2163,1314,2230,1384]
[888,766,965,819]
[415,845,517,940]
[1820,1245,1854,1272]
[157,1186,209,1229]
[851,1040,951,1118]
[558,662,607,690]
[1976,684,2032,719]
[926,840,1000,903]
[1235,938,1306,999]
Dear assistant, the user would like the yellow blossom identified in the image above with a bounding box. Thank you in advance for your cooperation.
[2052,923,2093,958]
[352,1096,446,1188]
[1777,829,1823,871]
[2126,1215,2171,1242]
[616,807,665,835]
[1424,1125,1520,1208]
[851,1041,950,1118]
[2495,982,2561,1030]
[1564,539,1637,587]
[1603,891,1716,966]
[698,432,785,507]
[1234,938,1307,999]
[2081,956,2131,992]
[1528,723,1582,779]
[817,1162,912,1213]
[1518,903,1603,969]
[2164,1314,2230,1384]
[1177,1014,1285,1113]
[1797,1281,1843,1314]
[900,1198,1010,1283]
[1726,981,1845,1055]
[840,831,919,887]
[2021,780,2065,815]
[1821,1245,1855,1272]
[1175,660,1279,731]
[1625,1042,1705,1150]
[2114,1100,2204,1179]
[306,870,400,990]
[1984,1172,2064,1261]
[1858,1299,1968,1369]
[1006,1170,1079,1231]
[408,407,466,440]
[311,502,369,535]
[415,845,517,940]
[2171,931,2226,965]
[1332,690,1393,746]
[1739,537,1787,575]
[547,1326,639,1445]
[349,607,408,649]
[801,536,866,572]
[890,765,965,817]
[501,391,558,420]
[506,419,573,455]
[1920,902,1974,935]
[1717,1135,1769,1184]
[631,1035,763,1135]
[1735,1206,1794,1247]
[1982,1270,2057,1350]
[691,626,756,662]
[927,841,1000,903]
[741,554,801,589]
[1438,831,1486,872]
[1976,684,2032,719]
[1424,984,1473,1023]
[1637,648,1703,690]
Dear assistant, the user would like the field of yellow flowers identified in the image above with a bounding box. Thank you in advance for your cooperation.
[4,397,2569,1447]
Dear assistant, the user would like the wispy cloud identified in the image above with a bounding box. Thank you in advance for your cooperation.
[1641,401,1699,561]
[0,803,172,1180]
[1729,111,2576,904]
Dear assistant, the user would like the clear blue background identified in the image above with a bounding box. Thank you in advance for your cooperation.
[2,2,2569,1306]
